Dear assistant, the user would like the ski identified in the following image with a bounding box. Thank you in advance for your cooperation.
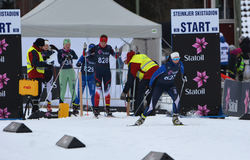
[127,124,140,127]
[173,124,185,126]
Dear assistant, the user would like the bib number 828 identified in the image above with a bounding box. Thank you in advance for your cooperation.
[98,57,109,64]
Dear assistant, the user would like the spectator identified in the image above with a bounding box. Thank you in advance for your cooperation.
[26,38,52,113]
[235,52,245,81]
[239,36,250,59]
[220,33,230,75]
[228,47,242,79]
[41,40,57,113]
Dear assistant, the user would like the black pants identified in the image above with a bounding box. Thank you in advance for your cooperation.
[32,78,43,113]
[221,65,228,75]
[133,79,153,116]
[143,76,180,116]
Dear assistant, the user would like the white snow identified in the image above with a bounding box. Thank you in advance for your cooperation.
[1,113,250,160]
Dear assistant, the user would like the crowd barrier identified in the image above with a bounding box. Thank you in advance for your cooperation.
[222,79,250,117]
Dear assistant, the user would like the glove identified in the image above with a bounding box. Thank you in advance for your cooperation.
[83,42,87,50]
[145,88,151,96]
[115,46,120,59]
[115,46,119,52]
[83,49,87,57]
[182,74,187,82]
[76,62,81,67]
[120,92,126,100]
[66,54,73,60]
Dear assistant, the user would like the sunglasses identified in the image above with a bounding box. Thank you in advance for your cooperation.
[172,57,180,61]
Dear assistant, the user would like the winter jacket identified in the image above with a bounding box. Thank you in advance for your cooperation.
[27,44,50,79]
[57,49,78,69]
[123,54,159,94]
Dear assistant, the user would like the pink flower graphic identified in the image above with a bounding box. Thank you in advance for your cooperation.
[195,105,210,116]
[192,37,208,54]
[0,73,10,89]
[193,71,209,88]
[0,39,8,54]
[225,88,230,112]
[0,107,11,119]
[244,90,249,114]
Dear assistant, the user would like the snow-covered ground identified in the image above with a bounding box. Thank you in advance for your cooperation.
[0,113,250,160]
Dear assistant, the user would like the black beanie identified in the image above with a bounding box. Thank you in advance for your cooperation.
[34,38,45,47]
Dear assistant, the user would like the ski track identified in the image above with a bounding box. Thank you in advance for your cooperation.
[0,113,250,160]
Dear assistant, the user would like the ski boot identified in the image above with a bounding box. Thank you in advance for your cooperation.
[172,114,183,126]
[72,103,80,116]
[32,105,39,113]
[93,107,100,117]
[134,114,146,126]
[106,106,113,117]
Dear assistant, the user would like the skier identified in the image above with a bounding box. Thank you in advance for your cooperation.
[57,39,78,112]
[27,38,53,113]
[89,34,119,117]
[73,44,96,115]
[41,40,58,113]
[220,33,230,75]
[133,52,187,126]
[120,51,159,116]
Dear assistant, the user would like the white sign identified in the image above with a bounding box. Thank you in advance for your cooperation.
[0,9,21,35]
[171,8,219,34]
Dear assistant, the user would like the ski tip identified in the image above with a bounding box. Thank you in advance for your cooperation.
[127,124,139,127]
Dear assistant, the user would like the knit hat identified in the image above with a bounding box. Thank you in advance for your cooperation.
[34,38,45,47]
[230,48,242,56]
[170,52,180,59]
[63,39,71,45]
[220,32,223,37]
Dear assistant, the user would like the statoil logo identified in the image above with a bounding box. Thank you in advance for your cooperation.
[184,37,208,62]
[184,54,204,62]
[185,88,205,95]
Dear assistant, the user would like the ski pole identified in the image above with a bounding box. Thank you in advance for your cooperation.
[115,46,127,110]
[179,79,186,100]
[69,68,80,108]
[84,49,89,116]
[131,79,136,112]
[133,89,151,116]
[42,59,66,108]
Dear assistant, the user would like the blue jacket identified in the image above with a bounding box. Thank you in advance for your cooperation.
[149,60,184,87]
[77,55,96,75]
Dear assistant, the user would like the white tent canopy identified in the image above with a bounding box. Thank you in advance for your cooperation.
[21,0,162,62]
